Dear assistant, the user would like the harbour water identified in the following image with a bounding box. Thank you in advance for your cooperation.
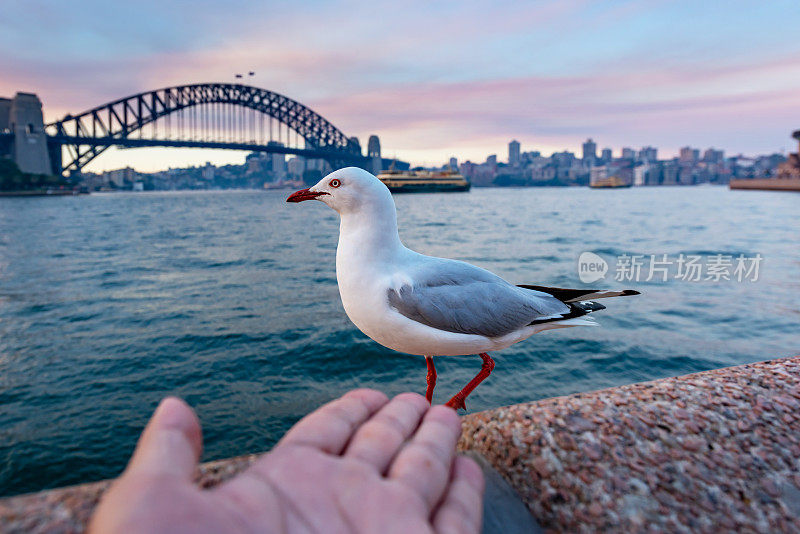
[1,186,798,496]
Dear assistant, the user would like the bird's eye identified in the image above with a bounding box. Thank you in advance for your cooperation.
[329,179,341,188]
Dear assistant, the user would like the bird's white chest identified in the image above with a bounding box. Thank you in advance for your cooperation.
[336,257,390,334]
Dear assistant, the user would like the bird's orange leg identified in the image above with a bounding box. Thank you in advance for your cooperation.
[425,356,437,404]
[445,353,495,411]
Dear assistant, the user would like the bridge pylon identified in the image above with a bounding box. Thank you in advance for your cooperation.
[0,92,53,175]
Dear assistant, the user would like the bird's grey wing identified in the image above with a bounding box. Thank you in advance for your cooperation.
[387,259,571,338]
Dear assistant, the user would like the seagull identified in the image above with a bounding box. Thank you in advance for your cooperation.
[287,167,639,410]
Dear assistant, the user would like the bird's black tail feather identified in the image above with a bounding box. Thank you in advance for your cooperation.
[517,284,640,303]
[519,284,639,326]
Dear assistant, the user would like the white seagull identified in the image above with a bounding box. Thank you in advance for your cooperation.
[287,167,639,410]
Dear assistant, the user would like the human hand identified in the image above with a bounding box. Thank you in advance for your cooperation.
[89,390,484,533]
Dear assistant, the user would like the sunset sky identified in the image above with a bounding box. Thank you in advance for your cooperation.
[2,0,799,172]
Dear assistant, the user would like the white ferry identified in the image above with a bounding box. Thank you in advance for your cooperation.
[377,170,471,193]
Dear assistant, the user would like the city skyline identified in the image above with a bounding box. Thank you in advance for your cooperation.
[77,134,786,193]
[3,1,800,172]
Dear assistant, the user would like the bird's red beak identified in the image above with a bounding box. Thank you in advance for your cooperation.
[286,188,329,203]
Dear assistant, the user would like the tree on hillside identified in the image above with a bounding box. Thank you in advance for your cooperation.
[0,158,68,191]
[0,158,25,191]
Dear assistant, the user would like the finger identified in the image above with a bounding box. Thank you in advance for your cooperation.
[343,392,429,473]
[432,456,485,534]
[125,396,203,481]
[277,388,389,454]
[387,405,461,511]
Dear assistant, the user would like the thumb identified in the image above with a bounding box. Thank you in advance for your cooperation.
[125,396,203,481]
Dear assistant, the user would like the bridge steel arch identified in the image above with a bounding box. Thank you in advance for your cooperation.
[45,83,364,174]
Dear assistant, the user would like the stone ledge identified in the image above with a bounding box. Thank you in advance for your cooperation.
[459,355,800,532]
[2,356,800,533]
[0,454,260,533]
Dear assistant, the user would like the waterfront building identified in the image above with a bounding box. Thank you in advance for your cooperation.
[634,164,647,186]
[530,163,556,183]
[661,161,678,185]
[201,162,216,181]
[244,154,265,176]
[645,163,663,185]
[459,161,476,179]
[678,166,695,185]
[287,157,305,179]
[102,167,138,188]
[471,164,497,187]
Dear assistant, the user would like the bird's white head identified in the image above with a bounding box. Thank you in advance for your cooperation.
[286,167,394,216]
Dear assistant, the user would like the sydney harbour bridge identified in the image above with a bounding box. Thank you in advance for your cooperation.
[0,83,385,177]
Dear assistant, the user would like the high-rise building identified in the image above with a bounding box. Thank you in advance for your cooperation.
[601,148,613,162]
[486,154,497,167]
[680,147,699,163]
[638,146,657,162]
[621,147,636,160]
[508,140,520,166]
[582,138,597,162]
[703,148,724,164]
[449,157,458,170]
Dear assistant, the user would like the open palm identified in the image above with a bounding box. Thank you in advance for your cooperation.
[90,390,484,534]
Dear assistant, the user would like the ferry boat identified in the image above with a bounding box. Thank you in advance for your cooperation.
[589,176,632,189]
[729,177,800,191]
[730,129,800,191]
[377,169,471,193]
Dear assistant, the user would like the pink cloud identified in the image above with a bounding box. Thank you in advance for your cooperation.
[307,53,800,159]
[3,34,797,168]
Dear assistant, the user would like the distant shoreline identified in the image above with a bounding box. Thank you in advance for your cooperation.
[0,189,86,197]
[0,183,739,197]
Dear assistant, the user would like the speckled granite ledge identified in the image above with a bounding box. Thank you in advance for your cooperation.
[2,356,800,533]
[459,356,800,532]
